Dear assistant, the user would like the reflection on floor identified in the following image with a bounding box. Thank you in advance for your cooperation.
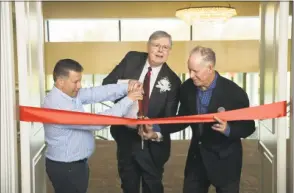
[47,140,259,193]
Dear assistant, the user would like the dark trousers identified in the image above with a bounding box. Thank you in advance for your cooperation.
[183,153,240,193]
[118,147,164,193]
[46,158,89,193]
[183,174,240,193]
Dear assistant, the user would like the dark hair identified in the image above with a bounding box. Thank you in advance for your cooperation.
[53,59,83,82]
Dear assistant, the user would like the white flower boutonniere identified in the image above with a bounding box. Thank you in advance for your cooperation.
[155,77,171,93]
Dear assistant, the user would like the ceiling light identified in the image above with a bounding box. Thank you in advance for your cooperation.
[176,6,237,25]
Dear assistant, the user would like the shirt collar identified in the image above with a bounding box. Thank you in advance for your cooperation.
[197,72,218,91]
[52,86,76,101]
[145,59,163,75]
[209,73,218,89]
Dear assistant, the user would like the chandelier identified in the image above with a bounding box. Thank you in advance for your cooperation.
[175,6,237,24]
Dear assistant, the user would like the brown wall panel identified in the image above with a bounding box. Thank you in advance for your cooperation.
[42,2,260,19]
[44,40,260,75]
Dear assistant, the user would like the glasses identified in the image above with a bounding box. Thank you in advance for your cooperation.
[150,43,170,52]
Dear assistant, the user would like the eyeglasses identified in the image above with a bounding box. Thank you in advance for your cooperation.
[150,43,170,52]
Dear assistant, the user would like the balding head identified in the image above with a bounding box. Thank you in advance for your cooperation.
[189,46,216,67]
[188,46,216,90]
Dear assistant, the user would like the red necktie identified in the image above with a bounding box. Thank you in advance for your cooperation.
[143,67,152,116]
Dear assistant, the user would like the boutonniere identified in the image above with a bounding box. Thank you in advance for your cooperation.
[155,77,171,93]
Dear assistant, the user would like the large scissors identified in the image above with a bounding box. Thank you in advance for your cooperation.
[137,100,145,150]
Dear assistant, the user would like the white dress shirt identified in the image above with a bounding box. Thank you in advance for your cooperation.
[138,60,163,97]
[118,60,163,139]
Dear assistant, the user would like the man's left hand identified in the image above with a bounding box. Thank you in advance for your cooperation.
[138,123,158,140]
[141,127,158,140]
[211,116,228,134]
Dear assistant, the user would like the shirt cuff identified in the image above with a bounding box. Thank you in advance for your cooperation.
[224,124,230,137]
[117,79,130,84]
[152,124,161,132]
[125,124,137,129]
[120,95,134,106]
[151,132,163,142]
[117,79,129,95]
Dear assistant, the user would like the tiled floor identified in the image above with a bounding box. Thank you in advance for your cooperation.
[47,140,260,193]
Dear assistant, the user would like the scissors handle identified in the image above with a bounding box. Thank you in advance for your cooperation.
[137,100,144,150]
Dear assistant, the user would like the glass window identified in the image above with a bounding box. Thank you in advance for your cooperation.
[287,72,291,139]
[246,73,260,107]
[192,16,292,40]
[81,74,94,113]
[46,19,119,42]
[232,73,244,89]
[120,18,190,41]
[92,74,114,140]
[93,74,114,113]
[46,74,54,91]
[219,72,233,80]
[192,16,260,40]
[245,73,260,139]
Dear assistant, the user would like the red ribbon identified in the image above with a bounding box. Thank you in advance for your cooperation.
[19,101,287,125]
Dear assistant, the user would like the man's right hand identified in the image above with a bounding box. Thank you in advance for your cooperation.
[127,88,143,101]
[137,117,158,140]
[128,80,142,92]
[138,124,158,140]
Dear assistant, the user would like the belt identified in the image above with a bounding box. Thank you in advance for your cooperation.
[46,158,87,164]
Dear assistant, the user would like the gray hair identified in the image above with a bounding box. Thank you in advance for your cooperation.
[190,46,216,67]
[148,30,172,47]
